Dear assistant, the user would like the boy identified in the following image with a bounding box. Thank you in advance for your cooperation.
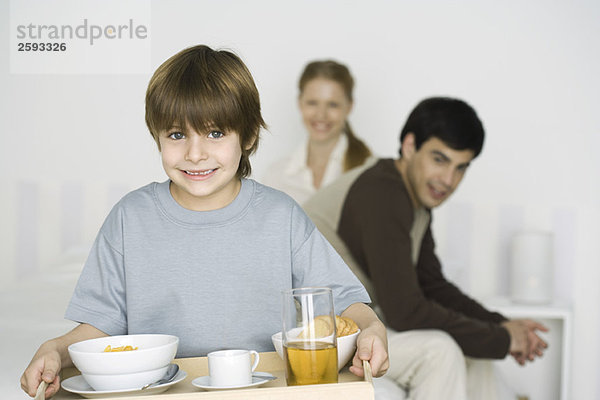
[21,45,388,398]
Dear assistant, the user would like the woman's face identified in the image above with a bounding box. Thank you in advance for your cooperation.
[298,78,352,145]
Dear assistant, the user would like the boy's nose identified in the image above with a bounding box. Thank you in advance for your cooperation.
[185,138,208,163]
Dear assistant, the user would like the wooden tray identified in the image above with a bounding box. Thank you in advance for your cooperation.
[54,352,374,400]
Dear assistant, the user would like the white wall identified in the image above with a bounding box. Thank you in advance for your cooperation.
[1,0,598,399]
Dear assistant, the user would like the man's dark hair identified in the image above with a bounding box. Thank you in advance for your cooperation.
[399,97,485,158]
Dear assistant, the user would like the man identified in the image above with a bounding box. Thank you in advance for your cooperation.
[304,97,548,399]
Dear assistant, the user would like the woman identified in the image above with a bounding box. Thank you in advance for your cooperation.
[263,60,372,205]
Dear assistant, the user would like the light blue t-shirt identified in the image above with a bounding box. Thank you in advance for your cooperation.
[65,179,370,357]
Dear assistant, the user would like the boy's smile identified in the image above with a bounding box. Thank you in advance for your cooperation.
[184,169,216,177]
[181,168,218,180]
[159,125,243,211]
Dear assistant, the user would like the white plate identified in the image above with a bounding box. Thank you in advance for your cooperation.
[191,372,276,391]
[60,369,187,399]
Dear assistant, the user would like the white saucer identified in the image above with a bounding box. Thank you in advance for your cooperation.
[191,372,276,391]
[60,369,187,399]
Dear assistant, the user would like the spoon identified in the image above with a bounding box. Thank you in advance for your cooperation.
[141,363,179,390]
[252,371,277,381]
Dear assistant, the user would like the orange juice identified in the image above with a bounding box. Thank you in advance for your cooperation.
[284,341,338,385]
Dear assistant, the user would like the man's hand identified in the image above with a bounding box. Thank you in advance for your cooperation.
[502,319,549,365]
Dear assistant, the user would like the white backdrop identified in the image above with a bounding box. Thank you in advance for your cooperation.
[1,1,599,399]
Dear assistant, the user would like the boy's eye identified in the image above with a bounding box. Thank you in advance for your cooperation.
[168,131,185,140]
[208,130,224,139]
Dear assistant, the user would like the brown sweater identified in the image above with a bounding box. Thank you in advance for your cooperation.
[304,158,510,359]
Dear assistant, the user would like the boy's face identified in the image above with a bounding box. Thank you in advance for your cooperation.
[399,134,474,209]
[159,124,244,211]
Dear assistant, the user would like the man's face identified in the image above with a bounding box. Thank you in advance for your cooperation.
[400,134,475,209]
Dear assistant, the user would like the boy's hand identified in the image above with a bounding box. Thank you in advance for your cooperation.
[341,303,389,378]
[20,347,62,398]
[20,323,108,398]
[349,325,389,378]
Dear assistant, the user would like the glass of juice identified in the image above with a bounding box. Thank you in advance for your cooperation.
[282,287,338,386]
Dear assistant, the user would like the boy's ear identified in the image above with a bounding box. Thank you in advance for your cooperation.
[244,133,258,151]
[401,132,416,159]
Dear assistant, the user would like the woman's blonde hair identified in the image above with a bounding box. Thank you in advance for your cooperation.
[299,60,371,171]
[145,45,267,178]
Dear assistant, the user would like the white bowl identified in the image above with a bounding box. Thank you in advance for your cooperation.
[271,329,360,371]
[82,365,169,391]
[68,334,178,375]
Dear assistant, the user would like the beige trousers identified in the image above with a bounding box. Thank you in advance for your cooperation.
[384,329,500,400]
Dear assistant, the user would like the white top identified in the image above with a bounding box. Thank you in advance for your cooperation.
[262,135,348,205]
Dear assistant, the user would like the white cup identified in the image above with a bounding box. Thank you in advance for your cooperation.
[207,349,260,387]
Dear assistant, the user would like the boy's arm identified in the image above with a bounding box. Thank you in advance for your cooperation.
[21,323,108,398]
[341,303,388,378]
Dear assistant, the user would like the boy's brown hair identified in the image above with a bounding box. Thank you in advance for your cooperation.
[145,45,266,178]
